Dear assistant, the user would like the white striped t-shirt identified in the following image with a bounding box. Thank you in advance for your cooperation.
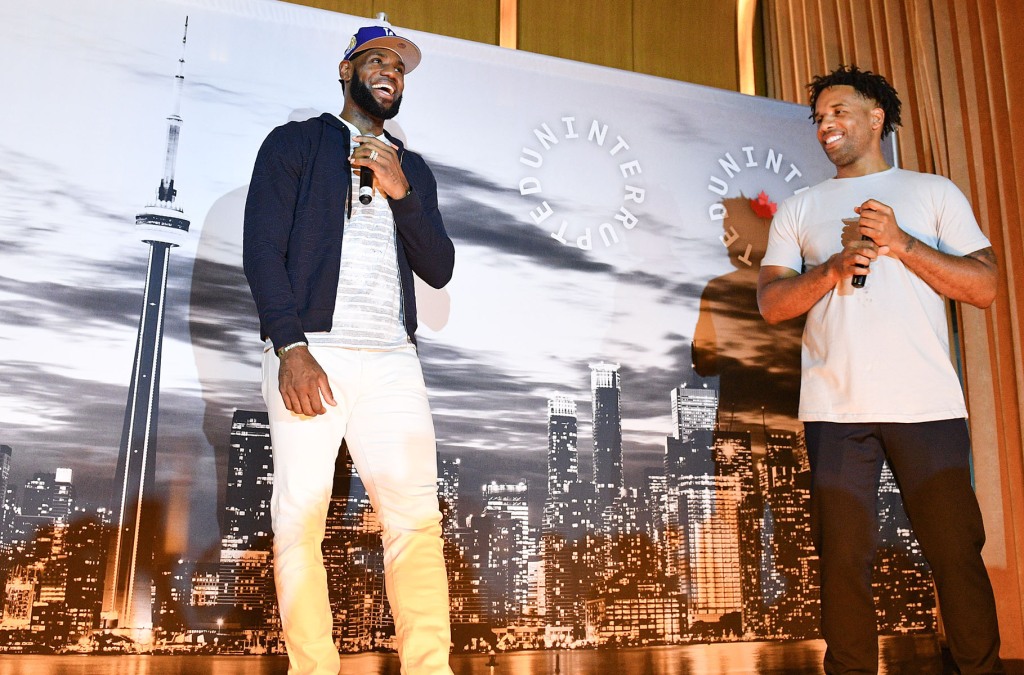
[306,117,408,350]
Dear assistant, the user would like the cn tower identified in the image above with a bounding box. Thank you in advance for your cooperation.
[103,19,191,632]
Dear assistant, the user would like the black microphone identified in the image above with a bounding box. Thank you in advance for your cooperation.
[852,235,870,288]
[358,166,374,205]
[843,215,872,289]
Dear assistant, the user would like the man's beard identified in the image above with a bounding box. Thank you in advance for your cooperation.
[350,69,402,120]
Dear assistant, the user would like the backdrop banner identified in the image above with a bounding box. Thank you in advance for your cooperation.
[0,0,920,667]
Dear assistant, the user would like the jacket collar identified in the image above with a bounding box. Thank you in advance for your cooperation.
[318,112,406,153]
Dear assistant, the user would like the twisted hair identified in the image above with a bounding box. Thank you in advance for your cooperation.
[807,65,902,138]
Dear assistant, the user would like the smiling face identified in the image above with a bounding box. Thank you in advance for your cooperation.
[813,85,887,177]
[339,48,406,130]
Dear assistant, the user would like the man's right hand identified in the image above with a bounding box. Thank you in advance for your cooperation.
[278,346,337,416]
[833,237,886,281]
[839,211,890,280]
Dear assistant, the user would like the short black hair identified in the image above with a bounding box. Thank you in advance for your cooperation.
[807,65,902,138]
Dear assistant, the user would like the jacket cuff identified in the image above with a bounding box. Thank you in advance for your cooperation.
[388,187,422,218]
[268,324,308,354]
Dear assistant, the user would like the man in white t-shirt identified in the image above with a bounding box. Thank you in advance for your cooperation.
[758,65,1002,674]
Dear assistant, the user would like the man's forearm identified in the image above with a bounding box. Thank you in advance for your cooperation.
[758,262,837,324]
[392,171,455,288]
[895,239,997,308]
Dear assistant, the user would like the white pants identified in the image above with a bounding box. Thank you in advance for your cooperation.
[262,345,453,675]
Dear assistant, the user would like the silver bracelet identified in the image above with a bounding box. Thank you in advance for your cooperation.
[276,341,307,357]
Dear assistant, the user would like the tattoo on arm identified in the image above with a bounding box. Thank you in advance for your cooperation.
[967,248,997,265]
[905,236,917,253]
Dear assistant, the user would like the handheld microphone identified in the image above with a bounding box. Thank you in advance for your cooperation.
[842,215,872,289]
[852,235,870,288]
[358,166,374,205]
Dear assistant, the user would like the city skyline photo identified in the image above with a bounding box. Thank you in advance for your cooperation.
[0,0,930,667]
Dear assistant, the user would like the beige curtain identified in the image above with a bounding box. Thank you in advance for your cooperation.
[762,0,1024,658]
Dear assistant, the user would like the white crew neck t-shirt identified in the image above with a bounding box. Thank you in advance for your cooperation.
[762,167,991,423]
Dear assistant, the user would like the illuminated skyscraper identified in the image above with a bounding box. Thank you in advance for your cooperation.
[438,457,461,534]
[448,518,489,629]
[438,458,490,630]
[874,462,936,632]
[663,387,718,585]
[104,20,191,631]
[324,450,390,650]
[665,385,752,635]
[483,482,529,540]
[713,430,763,635]
[11,469,75,548]
[218,411,274,627]
[0,445,12,552]
[545,395,579,515]
[543,395,587,631]
[2,569,34,628]
[590,363,622,528]
[671,387,718,440]
[642,469,667,552]
[65,508,111,639]
[221,411,274,552]
[483,482,530,618]
[761,431,817,637]
[677,472,742,630]
[21,469,74,523]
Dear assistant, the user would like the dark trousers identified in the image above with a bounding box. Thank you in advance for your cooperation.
[805,419,1003,675]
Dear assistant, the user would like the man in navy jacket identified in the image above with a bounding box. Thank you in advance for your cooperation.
[243,25,455,675]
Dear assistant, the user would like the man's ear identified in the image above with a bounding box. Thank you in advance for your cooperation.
[338,60,351,83]
[871,107,885,131]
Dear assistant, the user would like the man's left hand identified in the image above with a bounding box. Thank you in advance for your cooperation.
[854,199,911,257]
[352,136,411,200]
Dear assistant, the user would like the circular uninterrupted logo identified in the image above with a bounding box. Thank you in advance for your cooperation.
[703,145,810,267]
[517,116,646,250]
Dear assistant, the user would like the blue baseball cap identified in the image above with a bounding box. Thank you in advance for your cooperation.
[343,26,421,73]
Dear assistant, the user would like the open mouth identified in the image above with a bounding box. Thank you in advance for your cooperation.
[372,82,396,100]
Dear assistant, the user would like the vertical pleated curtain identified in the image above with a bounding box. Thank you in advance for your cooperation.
[761,0,1024,657]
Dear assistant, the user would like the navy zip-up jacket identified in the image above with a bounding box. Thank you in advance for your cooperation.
[243,113,454,351]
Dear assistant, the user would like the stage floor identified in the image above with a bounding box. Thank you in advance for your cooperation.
[0,636,971,674]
